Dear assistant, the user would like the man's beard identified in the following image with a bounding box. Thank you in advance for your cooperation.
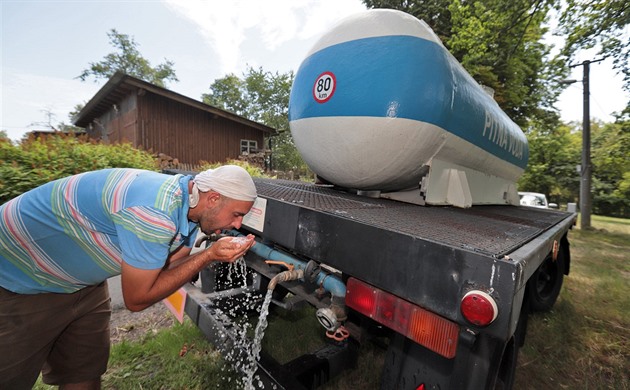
[198,206,223,235]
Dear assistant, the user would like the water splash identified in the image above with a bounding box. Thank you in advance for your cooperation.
[242,289,274,389]
[209,258,277,389]
[224,256,248,288]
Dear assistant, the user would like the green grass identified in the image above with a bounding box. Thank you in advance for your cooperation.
[260,303,330,364]
[34,321,240,390]
[104,321,241,389]
[514,222,629,389]
[35,215,630,389]
[577,213,630,235]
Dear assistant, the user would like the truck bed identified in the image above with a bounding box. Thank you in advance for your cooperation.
[253,179,569,258]
[244,179,576,328]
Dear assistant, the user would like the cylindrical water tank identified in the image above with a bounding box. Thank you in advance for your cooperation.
[289,9,528,193]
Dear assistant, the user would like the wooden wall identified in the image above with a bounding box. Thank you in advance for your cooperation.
[99,94,138,145]
[94,91,265,165]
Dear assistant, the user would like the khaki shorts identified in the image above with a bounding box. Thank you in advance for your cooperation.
[0,282,111,389]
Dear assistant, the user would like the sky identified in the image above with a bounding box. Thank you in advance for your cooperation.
[1,0,628,142]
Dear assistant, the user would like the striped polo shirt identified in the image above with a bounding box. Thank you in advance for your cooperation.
[0,168,198,294]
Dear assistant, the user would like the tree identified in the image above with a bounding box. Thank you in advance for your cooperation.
[29,107,58,130]
[203,74,251,119]
[519,116,630,216]
[361,0,567,128]
[57,104,87,134]
[362,0,454,41]
[518,120,581,205]
[590,119,630,217]
[78,29,178,88]
[202,67,310,175]
[28,107,84,135]
[558,0,630,107]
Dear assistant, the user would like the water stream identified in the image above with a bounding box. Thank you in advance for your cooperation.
[225,256,248,288]
[242,289,274,389]
[216,256,276,389]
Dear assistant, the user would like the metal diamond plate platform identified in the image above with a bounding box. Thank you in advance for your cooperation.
[254,179,570,258]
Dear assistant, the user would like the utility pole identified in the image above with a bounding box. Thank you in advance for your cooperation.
[580,60,592,230]
[568,58,605,230]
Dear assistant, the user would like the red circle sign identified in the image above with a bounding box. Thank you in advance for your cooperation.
[313,71,336,103]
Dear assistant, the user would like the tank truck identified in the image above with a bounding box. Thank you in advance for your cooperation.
[180,9,576,390]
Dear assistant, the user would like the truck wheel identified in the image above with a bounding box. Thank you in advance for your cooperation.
[527,254,564,312]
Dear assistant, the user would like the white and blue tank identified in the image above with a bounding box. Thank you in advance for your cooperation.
[289,9,528,207]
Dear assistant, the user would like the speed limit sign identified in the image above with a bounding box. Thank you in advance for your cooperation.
[313,71,336,103]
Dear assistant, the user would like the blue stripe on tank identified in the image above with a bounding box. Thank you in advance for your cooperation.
[289,35,528,169]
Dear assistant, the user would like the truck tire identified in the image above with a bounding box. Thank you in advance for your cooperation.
[527,253,564,312]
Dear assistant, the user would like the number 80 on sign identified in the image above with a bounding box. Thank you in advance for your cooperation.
[313,71,336,103]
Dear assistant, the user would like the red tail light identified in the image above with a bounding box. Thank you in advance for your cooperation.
[345,277,459,359]
[460,290,498,326]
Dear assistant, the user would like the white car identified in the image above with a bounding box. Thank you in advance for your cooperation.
[519,192,557,209]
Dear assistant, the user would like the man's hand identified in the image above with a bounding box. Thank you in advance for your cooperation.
[208,235,255,262]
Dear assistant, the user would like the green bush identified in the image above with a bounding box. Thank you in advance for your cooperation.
[0,135,158,204]
[199,159,270,178]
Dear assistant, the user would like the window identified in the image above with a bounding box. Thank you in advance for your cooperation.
[240,139,258,154]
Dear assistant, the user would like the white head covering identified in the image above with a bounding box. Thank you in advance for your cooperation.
[190,165,257,207]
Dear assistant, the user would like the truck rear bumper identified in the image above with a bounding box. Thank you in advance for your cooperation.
[183,281,357,389]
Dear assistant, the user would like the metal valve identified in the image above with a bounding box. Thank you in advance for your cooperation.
[316,307,340,331]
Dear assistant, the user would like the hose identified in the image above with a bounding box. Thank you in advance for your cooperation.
[227,230,348,330]
[268,269,304,291]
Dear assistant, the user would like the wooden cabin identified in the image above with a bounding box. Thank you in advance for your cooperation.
[73,72,276,167]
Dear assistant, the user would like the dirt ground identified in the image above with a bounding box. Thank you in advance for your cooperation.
[109,303,176,343]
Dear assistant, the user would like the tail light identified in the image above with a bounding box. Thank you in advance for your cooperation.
[460,290,498,326]
[345,277,459,359]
